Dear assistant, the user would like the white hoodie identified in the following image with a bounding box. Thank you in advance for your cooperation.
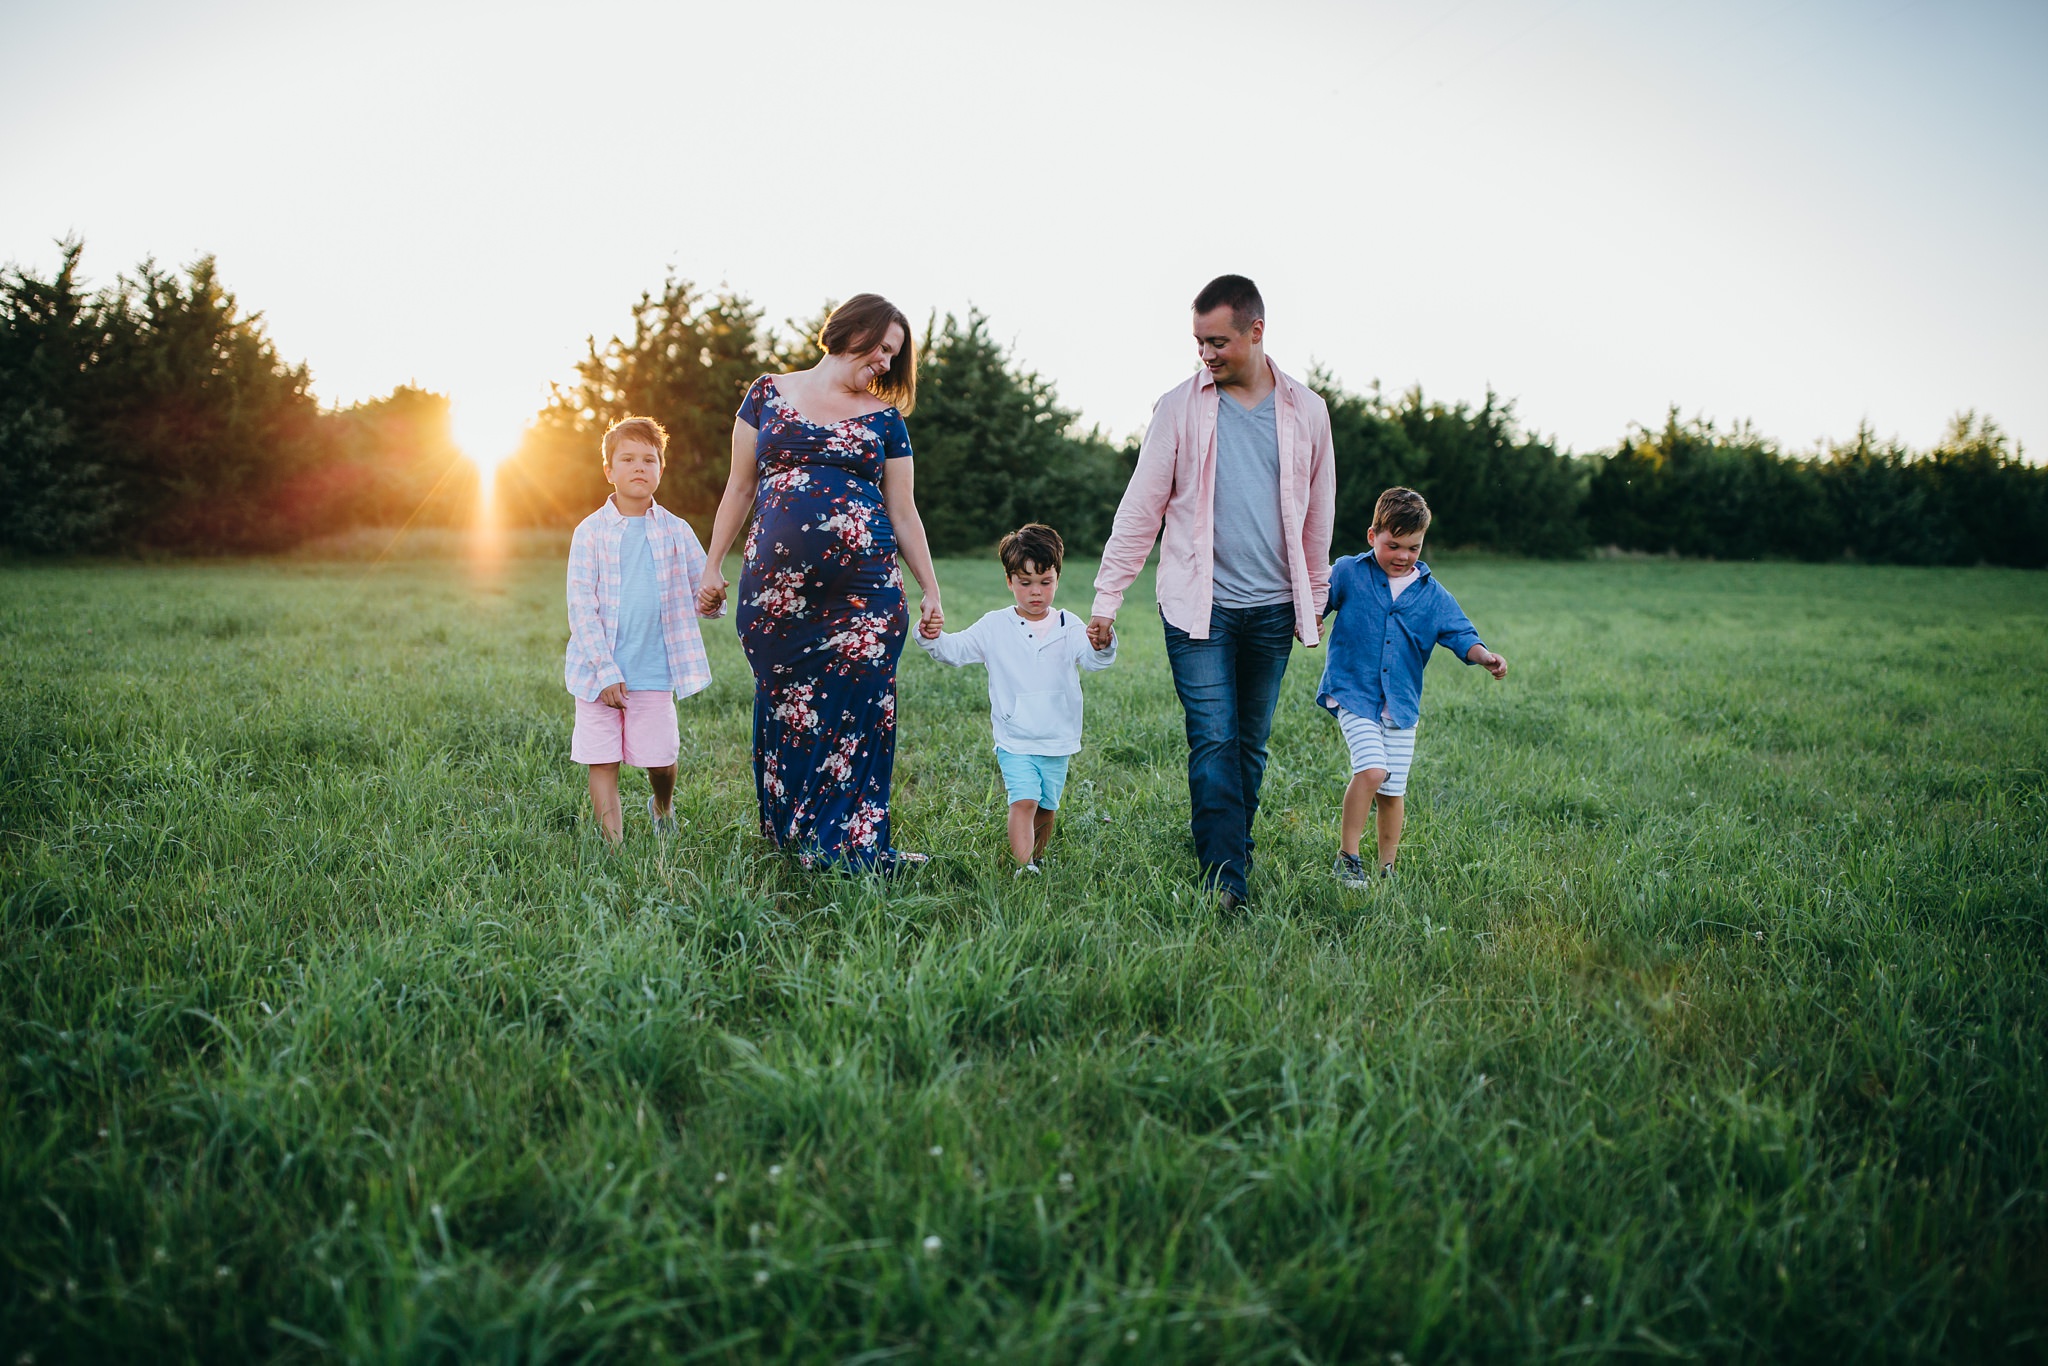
[915,607,1117,756]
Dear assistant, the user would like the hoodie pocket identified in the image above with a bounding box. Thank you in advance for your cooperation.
[1005,690,1069,743]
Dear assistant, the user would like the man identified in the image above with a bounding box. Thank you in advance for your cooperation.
[1090,275,1336,909]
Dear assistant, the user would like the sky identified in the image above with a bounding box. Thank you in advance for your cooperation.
[5,0,2044,467]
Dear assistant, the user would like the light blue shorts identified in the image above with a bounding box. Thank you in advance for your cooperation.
[995,748,1070,810]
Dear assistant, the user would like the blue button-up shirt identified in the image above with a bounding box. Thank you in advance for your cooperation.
[1316,552,1484,728]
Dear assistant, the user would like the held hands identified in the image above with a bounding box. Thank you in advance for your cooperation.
[1086,615,1115,651]
[599,682,628,710]
[695,569,728,618]
[917,597,944,639]
[1470,646,1509,680]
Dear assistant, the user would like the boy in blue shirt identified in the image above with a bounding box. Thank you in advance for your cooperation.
[1319,488,1507,886]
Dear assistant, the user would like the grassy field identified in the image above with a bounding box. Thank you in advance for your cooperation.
[2,538,2045,1363]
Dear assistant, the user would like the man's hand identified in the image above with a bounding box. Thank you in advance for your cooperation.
[695,569,728,617]
[1087,614,1115,651]
[599,682,629,709]
[918,597,944,639]
[1469,646,1508,680]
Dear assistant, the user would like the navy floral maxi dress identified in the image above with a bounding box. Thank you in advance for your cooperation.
[734,376,914,870]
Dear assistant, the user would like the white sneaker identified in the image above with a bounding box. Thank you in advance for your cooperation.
[1014,861,1042,878]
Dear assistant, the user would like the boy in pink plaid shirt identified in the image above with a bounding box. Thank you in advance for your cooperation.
[565,417,713,843]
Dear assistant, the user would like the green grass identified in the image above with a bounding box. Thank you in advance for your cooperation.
[2,541,2045,1363]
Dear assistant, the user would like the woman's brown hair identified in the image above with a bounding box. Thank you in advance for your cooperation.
[820,293,918,415]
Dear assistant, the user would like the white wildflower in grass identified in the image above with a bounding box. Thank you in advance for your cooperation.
[1582,1294,1595,1307]
[604,1162,614,1171]
[215,1266,231,1279]
[1124,1329,1138,1344]
[922,1235,942,1255]
[98,1128,108,1138]
[714,1171,727,1184]
[754,1270,770,1286]
[768,1164,783,1181]
[1058,1172,1074,1188]
[929,1145,943,1157]
[152,1247,167,1265]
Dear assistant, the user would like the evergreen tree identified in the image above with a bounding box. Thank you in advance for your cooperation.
[0,240,115,552]
[500,277,765,527]
[906,310,1125,555]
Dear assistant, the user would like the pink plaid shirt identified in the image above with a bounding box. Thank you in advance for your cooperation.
[564,498,713,702]
[1092,357,1335,645]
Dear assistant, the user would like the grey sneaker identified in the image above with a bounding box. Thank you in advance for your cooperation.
[647,795,677,837]
[1014,861,1043,878]
[1381,861,1396,880]
[1332,852,1372,889]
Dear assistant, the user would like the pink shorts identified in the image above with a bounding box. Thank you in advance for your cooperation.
[571,691,680,767]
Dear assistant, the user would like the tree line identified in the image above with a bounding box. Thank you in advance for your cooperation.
[4,240,2042,566]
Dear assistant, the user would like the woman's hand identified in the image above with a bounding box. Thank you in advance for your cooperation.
[918,596,944,639]
[696,567,728,617]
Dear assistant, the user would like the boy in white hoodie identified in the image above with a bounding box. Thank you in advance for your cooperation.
[916,523,1117,874]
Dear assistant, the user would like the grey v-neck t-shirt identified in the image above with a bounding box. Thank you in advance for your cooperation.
[1211,388,1292,609]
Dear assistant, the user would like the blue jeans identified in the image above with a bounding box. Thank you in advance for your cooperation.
[1162,602,1295,900]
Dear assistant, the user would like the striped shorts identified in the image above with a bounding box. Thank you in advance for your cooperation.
[1330,704,1419,796]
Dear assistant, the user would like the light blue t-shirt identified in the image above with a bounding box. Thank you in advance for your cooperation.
[615,517,671,693]
[1211,388,1292,608]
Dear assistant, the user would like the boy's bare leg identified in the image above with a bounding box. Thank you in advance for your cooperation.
[1341,768,1387,857]
[1376,793,1406,870]
[1032,808,1056,859]
[588,763,624,844]
[648,763,677,816]
[1007,800,1040,865]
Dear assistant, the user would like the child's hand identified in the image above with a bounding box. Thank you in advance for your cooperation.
[1477,648,1507,680]
[599,682,628,709]
[695,570,728,617]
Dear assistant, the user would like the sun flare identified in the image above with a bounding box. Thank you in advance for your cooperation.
[450,397,529,494]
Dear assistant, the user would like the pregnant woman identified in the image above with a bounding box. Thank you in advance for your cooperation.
[696,294,943,871]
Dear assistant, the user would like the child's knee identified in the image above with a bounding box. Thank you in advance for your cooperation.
[1009,798,1040,815]
[1349,767,1388,793]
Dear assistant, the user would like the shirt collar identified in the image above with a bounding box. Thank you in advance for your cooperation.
[599,495,666,525]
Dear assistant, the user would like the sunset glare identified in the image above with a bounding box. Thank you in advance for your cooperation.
[450,397,529,500]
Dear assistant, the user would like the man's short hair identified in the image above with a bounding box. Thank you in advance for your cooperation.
[602,415,668,468]
[1191,275,1265,331]
[1373,487,1432,537]
[998,523,1064,577]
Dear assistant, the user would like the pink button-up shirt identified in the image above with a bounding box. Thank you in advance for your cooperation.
[1092,357,1336,645]
[564,498,713,702]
